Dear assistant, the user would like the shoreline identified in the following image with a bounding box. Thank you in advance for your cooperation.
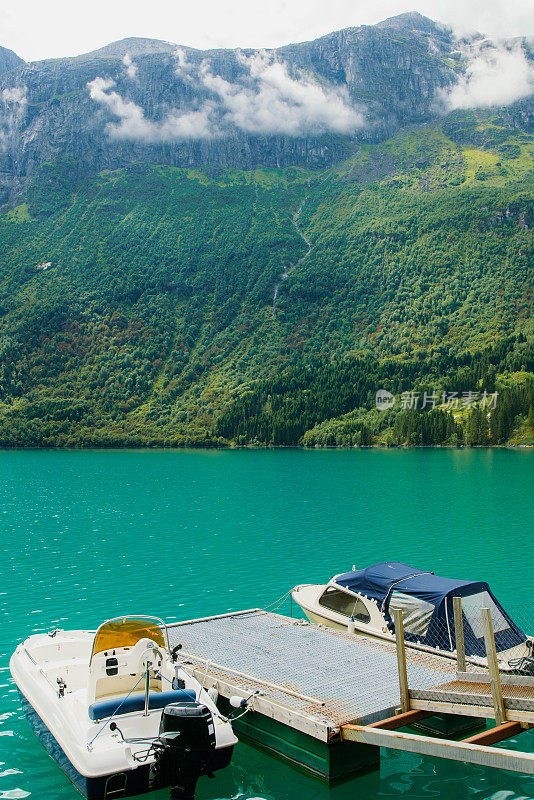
[0,444,532,452]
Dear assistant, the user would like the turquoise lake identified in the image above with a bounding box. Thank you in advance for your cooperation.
[1,448,533,800]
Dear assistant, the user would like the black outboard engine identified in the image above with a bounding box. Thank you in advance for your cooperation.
[152,702,216,799]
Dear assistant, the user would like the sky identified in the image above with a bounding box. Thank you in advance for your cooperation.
[1,0,533,62]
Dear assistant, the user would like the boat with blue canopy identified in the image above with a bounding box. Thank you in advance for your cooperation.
[292,562,534,673]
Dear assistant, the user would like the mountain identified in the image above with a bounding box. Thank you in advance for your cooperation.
[1,14,533,203]
[72,37,177,62]
[376,10,445,32]
[0,15,532,447]
[0,46,24,75]
[0,14,531,206]
[0,14,473,201]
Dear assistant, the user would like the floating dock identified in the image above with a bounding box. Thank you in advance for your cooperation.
[168,609,534,781]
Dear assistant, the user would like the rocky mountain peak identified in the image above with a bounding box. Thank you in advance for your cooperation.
[73,37,177,62]
[0,46,25,76]
[376,11,448,35]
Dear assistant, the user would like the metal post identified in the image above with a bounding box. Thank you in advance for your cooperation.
[482,607,506,726]
[453,597,466,673]
[393,609,410,713]
[143,663,151,716]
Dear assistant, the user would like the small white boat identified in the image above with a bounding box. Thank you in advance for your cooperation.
[10,616,237,799]
[292,562,534,673]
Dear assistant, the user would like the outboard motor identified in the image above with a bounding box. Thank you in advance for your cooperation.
[152,702,216,799]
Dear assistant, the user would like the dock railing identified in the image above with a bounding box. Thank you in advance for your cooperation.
[390,599,534,729]
[342,601,534,774]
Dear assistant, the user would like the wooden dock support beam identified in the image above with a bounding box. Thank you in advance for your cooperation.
[482,607,506,726]
[368,710,432,730]
[453,597,466,673]
[463,722,523,746]
[393,609,410,713]
[341,724,534,774]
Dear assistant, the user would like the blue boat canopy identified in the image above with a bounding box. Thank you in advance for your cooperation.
[335,562,526,657]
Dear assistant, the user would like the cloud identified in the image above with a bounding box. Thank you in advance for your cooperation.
[0,85,28,149]
[431,0,534,41]
[2,86,27,106]
[87,50,364,143]
[438,42,534,110]
[174,47,197,85]
[87,77,216,142]
[200,51,364,136]
[122,53,138,81]
[174,47,193,75]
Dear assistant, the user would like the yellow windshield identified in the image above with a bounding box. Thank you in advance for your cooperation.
[91,617,166,660]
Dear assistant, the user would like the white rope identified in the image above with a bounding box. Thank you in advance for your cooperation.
[258,589,293,614]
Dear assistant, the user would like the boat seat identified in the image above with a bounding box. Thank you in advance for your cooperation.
[88,689,197,721]
[95,672,161,701]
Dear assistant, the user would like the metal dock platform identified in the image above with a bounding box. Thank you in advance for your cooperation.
[167,608,534,781]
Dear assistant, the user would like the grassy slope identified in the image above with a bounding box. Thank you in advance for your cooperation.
[0,112,532,446]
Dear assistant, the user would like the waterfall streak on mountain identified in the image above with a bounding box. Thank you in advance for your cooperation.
[272,199,312,315]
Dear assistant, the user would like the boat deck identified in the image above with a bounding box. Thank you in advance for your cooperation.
[167,609,454,738]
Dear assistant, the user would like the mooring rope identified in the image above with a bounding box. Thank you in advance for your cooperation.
[258,589,293,613]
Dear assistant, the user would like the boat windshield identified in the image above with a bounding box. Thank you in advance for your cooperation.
[90,617,168,661]
[460,591,511,638]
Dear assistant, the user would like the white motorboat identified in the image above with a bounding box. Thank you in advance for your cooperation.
[292,562,534,673]
[10,616,237,799]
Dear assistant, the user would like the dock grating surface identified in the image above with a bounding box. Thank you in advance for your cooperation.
[167,610,454,729]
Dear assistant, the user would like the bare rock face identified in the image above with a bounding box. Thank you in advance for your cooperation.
[0,46,24,76]
[0,15,531,200]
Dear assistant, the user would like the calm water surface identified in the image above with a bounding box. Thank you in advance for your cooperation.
[0,448,533,800]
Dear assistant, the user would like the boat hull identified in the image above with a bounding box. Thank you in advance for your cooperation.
[292,585,389,639]
[19,690,233,799]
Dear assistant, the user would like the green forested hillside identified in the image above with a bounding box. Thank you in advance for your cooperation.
[0,112,533,447]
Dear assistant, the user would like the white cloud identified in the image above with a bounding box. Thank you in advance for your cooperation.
[174,47,197,85]
[88,50,363,142]
[87,76,216,142]
[122,53,138,81]
[174,47,192,75]
[0,86,28,152]
[200,51,364,135]
[438,42,534,110]
[2,86,27,106]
